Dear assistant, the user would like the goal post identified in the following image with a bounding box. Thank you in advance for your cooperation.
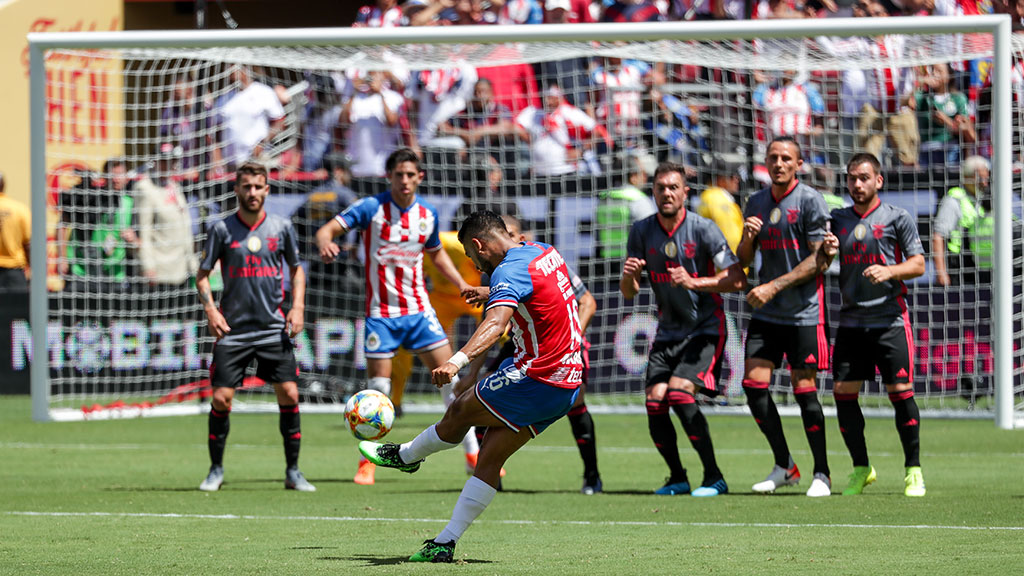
[27,17,1020,427]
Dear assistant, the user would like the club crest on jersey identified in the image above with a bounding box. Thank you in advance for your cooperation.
[418,220,429,234]
[246,236,262,253]
[683,242,697,258]
[872,224,885,239]
[664,241,678,258]
[854,224,867,240]
[366,331,381,352]
[787,208,800,223]
[267,237,279,252]
[769,208,782,224]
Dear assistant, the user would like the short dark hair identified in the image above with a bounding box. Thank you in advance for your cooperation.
[458,210,509,246]
[767,136,803,160]
[846,152,881,175]
[103,157,127,174]
[385,148,421,174]
[653,161,687,182]
[236,161,268,184]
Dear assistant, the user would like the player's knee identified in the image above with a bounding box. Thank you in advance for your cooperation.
[367,377,392,396]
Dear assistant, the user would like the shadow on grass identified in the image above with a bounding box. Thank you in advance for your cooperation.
[319,555,492,566]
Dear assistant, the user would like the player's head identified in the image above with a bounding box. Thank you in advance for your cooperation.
[652,162,689,219]
[765,136,803,188]
[235,161,270,216]
[458,210,511,275]
[846,152,883,208]
[500,214,530,242]
[961,155,990,197]
[385,148,424,203]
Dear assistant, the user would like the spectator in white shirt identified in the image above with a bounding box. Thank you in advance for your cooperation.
[216,65,288,171]
[515,83,611,176]
[340,71,407,178]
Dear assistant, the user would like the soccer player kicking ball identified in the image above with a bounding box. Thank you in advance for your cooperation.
[315,148,474,486]
[821,153,926,497]
[197,162,314,492]
[360,210,584,563]
[736,136,835,497]
[620,162,746,497]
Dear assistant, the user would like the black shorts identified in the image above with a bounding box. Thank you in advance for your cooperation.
[745,318,830,371]
[210,333,299,388]
[832,324,913,384]
[645,335,725,397]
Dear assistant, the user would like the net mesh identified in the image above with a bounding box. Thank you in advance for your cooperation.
[35,28,1023,420]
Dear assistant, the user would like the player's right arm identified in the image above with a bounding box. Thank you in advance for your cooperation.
[315,218,347,263]
[620,223,646,300]
[317,197,374,263]
[736,215,762,268]
[196,269,231,340]
[431,305,515,387]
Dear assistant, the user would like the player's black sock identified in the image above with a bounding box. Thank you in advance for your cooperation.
[667,389,721,485]
[646,398,687,483]
[567,404,599,481]
[835,393,869,467]
[279,404,301,469]
[743,380,791,469]
[208,405,230,467]
[889,390,921,467]
[794,386,829,477]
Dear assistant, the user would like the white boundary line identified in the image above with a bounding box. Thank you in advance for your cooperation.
[5,511,1023,531]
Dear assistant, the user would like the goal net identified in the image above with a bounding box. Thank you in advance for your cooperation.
[28,20,1022,426]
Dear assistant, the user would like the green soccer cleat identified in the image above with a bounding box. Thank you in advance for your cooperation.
[358,441,422,473]
[904,466,926,497]
[842,466,877,496]
[409,539,455,563]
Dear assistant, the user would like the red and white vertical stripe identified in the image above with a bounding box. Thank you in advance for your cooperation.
[763,84,813,137]
[364,201,435,318]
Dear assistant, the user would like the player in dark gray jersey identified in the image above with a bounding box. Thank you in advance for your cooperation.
[822,153,927,498]
[195,162,314,493]
[621,162,746,497]
[736,137,834,497]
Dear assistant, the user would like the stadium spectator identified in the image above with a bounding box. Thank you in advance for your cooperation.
[298,74,344,174]
[358,210,584,562]
[601,0,665,22]
[440,0,499,24]
[196,161,313,493]
[914,62,974,167]
[353,0,404,27]
[58,158,137,295]
[597,151,658,258]
[693,160,744,256]
[544,0,596,21]
[215,65,287,171]
[135,144,198,290]
[340,71,407,177]
[809,164,847,213]
[591,54,654,148]
[493,0,545,24]
[407,63,479,148]
[0,171,30,292]
[736,137,834,497]
[674,0,749,20]
[314,148,474,486]
[477,59,541,117]
[536,0,594,112]
[753,70,826,163]
[159,74,211,180]
[931,155,991,287]
[440,79,519,159]
[621,162,745,497]
[515,84,612,176]
[822,152,927,498]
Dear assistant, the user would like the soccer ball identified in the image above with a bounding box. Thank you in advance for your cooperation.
[344,389,395,441]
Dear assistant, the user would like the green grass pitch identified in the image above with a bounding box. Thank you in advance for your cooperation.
[1,395,1022,575]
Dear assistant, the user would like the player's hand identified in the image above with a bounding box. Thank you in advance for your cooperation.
[823,232,839,257]
[462,286,489,306]
[319,241,341,264]
[746,282,778,309]
[669,266,695,290]
[286,306,304,337]
[935,270,951,287]
[743,216,763,240]
[205,308,232,341]
[622,257,646,279]
[863,265,894,284]
[431,362,460,388]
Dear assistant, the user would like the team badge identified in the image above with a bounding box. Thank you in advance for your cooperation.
[853,224,867,240]
[872,224,885,239]
[246,236,262,253]
[683,242,697,258]
[787,208,800,224]
[366,332,381,352]
[267,237,279,252]
[664,241,678,258]
[419,220,428,234]
[769,208,782,224]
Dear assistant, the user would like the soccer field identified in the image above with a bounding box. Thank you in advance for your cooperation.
[1,395,1021,575]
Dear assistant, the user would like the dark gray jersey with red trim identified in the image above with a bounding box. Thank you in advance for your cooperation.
[627,211,738,342]
[743,181,829,326]
[200,212,300,346]
[831,201,923,328]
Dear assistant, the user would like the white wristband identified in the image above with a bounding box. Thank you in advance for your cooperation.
[448,351,470,370]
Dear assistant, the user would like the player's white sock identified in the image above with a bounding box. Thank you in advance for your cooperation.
[400,424,459,463]
[440,376,479,455]
[367,377,391,396]
[436,475,497,544]
[463,427,479,455]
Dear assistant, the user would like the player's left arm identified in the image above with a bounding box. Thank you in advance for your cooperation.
[672,262,747,293]
[431,305,515,387]
[427,246,473,293]
[747,194,829,308]
[284,224,305,337]
[863,210,926,284]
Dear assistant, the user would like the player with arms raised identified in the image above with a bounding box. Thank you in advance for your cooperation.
[822,152,927,497]
[315,148,474,486]
[359,210,583,563]
[621,162,746,497]
[736,136,834,497]
[197,161,313,492]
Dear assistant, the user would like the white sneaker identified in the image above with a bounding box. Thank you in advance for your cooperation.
[752,462,801,493]
[199,465,223,492]
[806,473,831,497]
[285,467,317,492]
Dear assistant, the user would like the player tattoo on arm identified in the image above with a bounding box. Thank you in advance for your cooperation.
[772,239,826,292]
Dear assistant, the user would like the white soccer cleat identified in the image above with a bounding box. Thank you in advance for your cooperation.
[199,465,224,492]
[806,473,831,497]
[752,462,801,493]
[285,467,317,492]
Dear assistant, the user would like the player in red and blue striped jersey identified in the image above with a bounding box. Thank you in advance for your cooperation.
[315,148,474,486]
[359,210,583,563]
